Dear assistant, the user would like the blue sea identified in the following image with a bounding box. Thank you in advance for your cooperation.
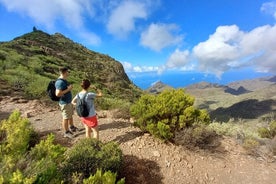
[127,70,273,90]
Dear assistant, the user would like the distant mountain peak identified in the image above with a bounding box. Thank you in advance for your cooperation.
[151,80,164,86]
[147,80,173,94]
[185,81,223,89]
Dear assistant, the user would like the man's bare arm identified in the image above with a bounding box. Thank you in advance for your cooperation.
[55,85,73,97]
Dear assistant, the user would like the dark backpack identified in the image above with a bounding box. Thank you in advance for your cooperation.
[46,79,63,101]
[76,93,89,117]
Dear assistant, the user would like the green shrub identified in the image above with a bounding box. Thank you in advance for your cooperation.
[98,97,130,111]
[130,89,211,141]
[0,111,65,183]
[24,76,50,98]
[0,111,36,182]
[242,137,260,153]
[208,121,259,140]
[208,122,239,136]
[257,121,276,139]
[61,138,122,182]
[23,134,66,183]
[0,110,33,161]
[257,127,271,138]
[83,169,125,184]
[269,121,276,137]
[9,170,35,184]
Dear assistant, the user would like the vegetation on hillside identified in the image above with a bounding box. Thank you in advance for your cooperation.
[0,29,142,106]
[258,121,276,138]
[0,111,124,183]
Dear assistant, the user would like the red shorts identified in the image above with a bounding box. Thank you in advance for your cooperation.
[80,115,98,128]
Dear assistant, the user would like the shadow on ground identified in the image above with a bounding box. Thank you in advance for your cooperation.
[37,129,74,147]
[0,111,11,121]
[210,99,276,122]
[98,120,132,131]
[119,155,163,184]
[112,130,143,144]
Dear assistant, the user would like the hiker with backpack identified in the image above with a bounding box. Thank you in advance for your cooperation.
[71,79,102,139]
[55,67,79,138]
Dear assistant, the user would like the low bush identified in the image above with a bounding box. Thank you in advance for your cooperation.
[0,111,125,183]
[130,89,211,142]
[257,121,276,139]
[24,134,66,183]
[176,125,218,149]
[83,169,125,184]
[242,137,260,154]
[257,127,271,138]
[61,138,123,182]
[98,97,131,111]
[209,121,259,141]
[0,111,65,183]
[0,110,34,174]
[269,121,276,137]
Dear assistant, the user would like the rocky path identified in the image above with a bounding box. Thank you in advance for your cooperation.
[1,96,276,184]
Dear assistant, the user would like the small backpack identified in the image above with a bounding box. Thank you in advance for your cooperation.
[76,93,89,117]
[47,80,60,101]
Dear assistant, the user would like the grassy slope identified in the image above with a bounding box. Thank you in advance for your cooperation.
[0,30,142,102]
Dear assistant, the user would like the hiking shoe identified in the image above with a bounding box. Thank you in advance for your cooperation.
[63,131,74,138]
[70,125,79,132]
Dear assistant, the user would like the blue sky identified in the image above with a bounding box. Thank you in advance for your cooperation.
[0,0,276,88]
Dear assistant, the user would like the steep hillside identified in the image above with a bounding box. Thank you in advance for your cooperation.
[185,76,276,122]
[0,30,142,101]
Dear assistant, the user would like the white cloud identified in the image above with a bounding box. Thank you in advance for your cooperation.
[107,1,148,39]
[140,23,183,51]
[0,0,102,45]
[149,49,194,75]
[166,49,190,68]
[122,48,193,75]
[0,0,92,29]
[194,25,243,61]
[192,24,276,77]
[122,61,159,73]
[261,1,276,20]
[79,31,101,46]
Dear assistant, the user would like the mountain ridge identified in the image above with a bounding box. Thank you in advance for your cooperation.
[0,30,142,101]
[147,75,275,95]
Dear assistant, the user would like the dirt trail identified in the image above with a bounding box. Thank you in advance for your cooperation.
[1,96,276,184]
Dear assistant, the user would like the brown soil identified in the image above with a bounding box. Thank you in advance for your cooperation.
[1,95,276,184]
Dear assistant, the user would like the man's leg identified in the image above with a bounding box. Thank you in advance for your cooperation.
[68,117,74,127]
[67,104,79,132]
[62,118,73,138]
[69,117,79,132]
[62,118,70,132]
[60,104,74,138]
[60,104,70,132]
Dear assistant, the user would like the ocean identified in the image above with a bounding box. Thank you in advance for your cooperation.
[127,70,273,90]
